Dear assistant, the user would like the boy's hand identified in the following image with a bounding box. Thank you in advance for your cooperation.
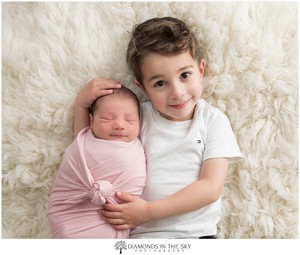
[74,78,121,136]
[100,192,150,230]
[75,78,122,109]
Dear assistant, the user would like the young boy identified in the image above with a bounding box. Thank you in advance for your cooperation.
[48,86,146,238]
[74,17,242,238]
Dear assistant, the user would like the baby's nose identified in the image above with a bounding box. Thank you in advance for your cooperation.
[113,119,125,129]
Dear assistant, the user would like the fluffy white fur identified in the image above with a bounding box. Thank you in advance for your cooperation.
[2,2,298,238]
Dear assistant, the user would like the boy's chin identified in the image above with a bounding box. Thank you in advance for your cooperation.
[159,112,193,122]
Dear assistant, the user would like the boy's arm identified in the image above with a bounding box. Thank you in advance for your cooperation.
[74,105,90,137]
[101,157,228,230]
[73,78,121,137]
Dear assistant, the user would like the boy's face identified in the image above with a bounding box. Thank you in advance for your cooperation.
[90,95,140,142]
[137,51,205,121]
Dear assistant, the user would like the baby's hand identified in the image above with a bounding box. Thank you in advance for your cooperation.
[75,78,121,109]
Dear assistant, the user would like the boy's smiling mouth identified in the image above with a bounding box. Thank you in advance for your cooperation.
[169,98,191,109]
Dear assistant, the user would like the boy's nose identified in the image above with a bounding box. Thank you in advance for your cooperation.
[169,83,185,99]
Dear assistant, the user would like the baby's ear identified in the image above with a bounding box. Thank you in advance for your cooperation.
[89,113,93,126]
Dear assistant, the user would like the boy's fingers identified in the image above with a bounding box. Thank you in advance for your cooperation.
[91,80,122,98]
[100,81,122,87]
[93,78,122,86]
[101,214,132,229]
[115,192,135,203]
[102,203,123,213]
[102,216,124,226]
[113,224,131,230]
[95,89,114,97]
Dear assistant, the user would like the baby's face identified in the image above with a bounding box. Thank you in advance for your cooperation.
[90,95,140,142]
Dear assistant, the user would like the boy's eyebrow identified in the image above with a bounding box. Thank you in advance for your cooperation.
[147,65,194,83]
[177,65,194,72]
[148,74,164,83]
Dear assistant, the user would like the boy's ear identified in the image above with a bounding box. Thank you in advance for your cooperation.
[134,80,146,92]
[199,59,205,78]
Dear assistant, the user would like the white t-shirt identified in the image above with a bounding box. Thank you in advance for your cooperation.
[130,99,242,239]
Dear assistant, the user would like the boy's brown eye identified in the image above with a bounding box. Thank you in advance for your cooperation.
[181,72,191,79]
[155,81,166,88]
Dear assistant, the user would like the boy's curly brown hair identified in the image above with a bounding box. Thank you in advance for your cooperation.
[126,17,202,85]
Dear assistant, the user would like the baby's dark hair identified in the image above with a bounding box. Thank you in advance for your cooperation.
[89,86,140,116]
[126,17,202,84]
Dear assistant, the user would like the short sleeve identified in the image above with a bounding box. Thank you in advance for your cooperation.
[203,109,243,164]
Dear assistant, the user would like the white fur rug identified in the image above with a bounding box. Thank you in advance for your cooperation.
[2,2,298,238]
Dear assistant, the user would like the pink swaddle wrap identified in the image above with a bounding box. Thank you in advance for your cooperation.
[47,127,146,238]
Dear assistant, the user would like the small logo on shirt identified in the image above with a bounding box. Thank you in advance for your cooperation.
[197,139,202,144]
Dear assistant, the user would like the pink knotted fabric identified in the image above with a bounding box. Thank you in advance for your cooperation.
[47,127,146,238]
[88,180,113,205]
